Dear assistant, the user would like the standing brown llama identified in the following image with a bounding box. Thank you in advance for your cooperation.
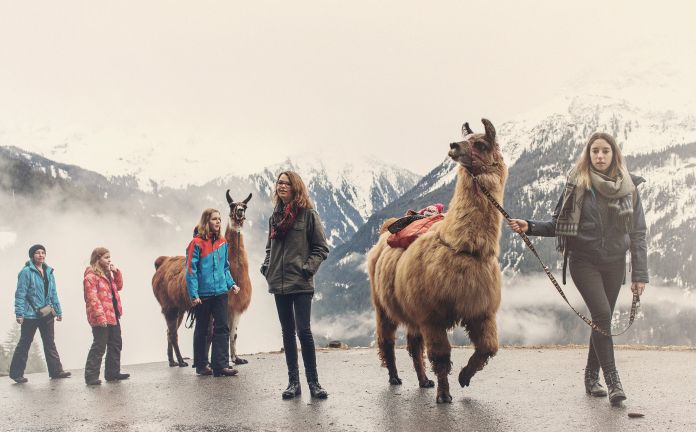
[367,119,508,403]
[224,191,253,364]
[151,191,253,367]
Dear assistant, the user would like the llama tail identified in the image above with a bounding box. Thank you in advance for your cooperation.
[380,218,399,235]
[154,256,168,270]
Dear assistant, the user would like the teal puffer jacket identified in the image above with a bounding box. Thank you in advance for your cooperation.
[14,261,63,319]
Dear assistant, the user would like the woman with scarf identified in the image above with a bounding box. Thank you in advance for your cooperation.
[261,171,330,400]
[509,132,648,406]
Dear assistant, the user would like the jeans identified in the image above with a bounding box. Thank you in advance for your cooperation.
[274,293,319,380]
[10,316,64,378]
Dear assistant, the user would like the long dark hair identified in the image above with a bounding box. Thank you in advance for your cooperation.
[272,171,314,209]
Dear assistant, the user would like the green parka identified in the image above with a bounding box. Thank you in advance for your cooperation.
[262,207,329,295]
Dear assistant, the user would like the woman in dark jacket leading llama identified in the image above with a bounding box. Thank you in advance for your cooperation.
[509,132,648,406]
[261,170,330,399]
[10,244,71,383]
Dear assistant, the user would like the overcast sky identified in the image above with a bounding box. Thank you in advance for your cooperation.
[1,1,694,176]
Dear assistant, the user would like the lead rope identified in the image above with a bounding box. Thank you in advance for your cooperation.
[468,171,639,337]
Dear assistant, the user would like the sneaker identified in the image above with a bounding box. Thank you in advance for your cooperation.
[86,379,102,386]
[11,376,28,384]
[50,371,72,379]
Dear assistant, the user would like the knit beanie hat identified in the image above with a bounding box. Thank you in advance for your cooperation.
[28,244,46,258]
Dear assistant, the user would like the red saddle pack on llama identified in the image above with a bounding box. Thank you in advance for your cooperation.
[387,214,444,249]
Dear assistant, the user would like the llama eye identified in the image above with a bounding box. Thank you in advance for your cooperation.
[474,142,486,151]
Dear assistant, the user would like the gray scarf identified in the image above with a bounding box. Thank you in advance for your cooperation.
[555,167,635,252]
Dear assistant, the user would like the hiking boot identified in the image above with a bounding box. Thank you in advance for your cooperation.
[584,368,607,397]
[11,376,28,384]
[308,381,328,399]
[282,370,301,400]
[105,373,130,382]
[213,367,238,377]
[51,371,72,379]
[603,369,627,406]
[196,366,213,376]
[86,379,102,386]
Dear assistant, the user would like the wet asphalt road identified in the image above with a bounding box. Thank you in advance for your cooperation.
[1,346,695,432]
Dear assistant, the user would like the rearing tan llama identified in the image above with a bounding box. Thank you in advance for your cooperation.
[367,119,508,403]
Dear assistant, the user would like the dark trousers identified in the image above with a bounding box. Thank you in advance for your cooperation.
[274,293,319,381]
[85,321,123,381]
[569,255,625,373]
[193,293,230,372]
[9,316,64,378]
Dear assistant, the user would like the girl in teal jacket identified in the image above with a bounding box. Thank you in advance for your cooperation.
[185,209,240,377]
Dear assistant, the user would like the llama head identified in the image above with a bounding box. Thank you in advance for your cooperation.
[226,190,252,227]
[448,118,504,174]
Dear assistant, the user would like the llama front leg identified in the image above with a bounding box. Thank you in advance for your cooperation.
[376,306,401,385]
[229,309,248,364]
[423,326,453,403]
[406,330,434,388]
[459,314,498,387]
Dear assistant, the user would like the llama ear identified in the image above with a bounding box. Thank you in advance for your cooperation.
[462,122,474,136]
[226,189,234,205]
[242,193,252,204]
[481,118,496,143]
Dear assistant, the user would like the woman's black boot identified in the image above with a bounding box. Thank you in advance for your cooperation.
[306,372,328,399]
[282,370,301,400]
[584,368,607,397]
[603,369,627,406]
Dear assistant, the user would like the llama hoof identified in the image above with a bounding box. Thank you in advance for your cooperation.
[389,376,402,385]
[420,379,435,388]
[459,367,473,387]
[436,393,453,404]
[233,357,249,365]
[178,361,189,367]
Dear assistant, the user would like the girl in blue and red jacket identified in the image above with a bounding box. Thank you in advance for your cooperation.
[186,208,239,377]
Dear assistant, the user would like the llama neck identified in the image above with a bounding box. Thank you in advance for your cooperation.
[225,226,249,284]
[440,166,503,257]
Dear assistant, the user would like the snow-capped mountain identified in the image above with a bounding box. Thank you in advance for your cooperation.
[0,146,419,251]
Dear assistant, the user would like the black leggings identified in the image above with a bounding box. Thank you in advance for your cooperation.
[569,255,624,372]
[274,293,318,380]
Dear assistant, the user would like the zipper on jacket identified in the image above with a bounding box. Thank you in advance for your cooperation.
[281,237,285,294]
[590,188,605,249]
